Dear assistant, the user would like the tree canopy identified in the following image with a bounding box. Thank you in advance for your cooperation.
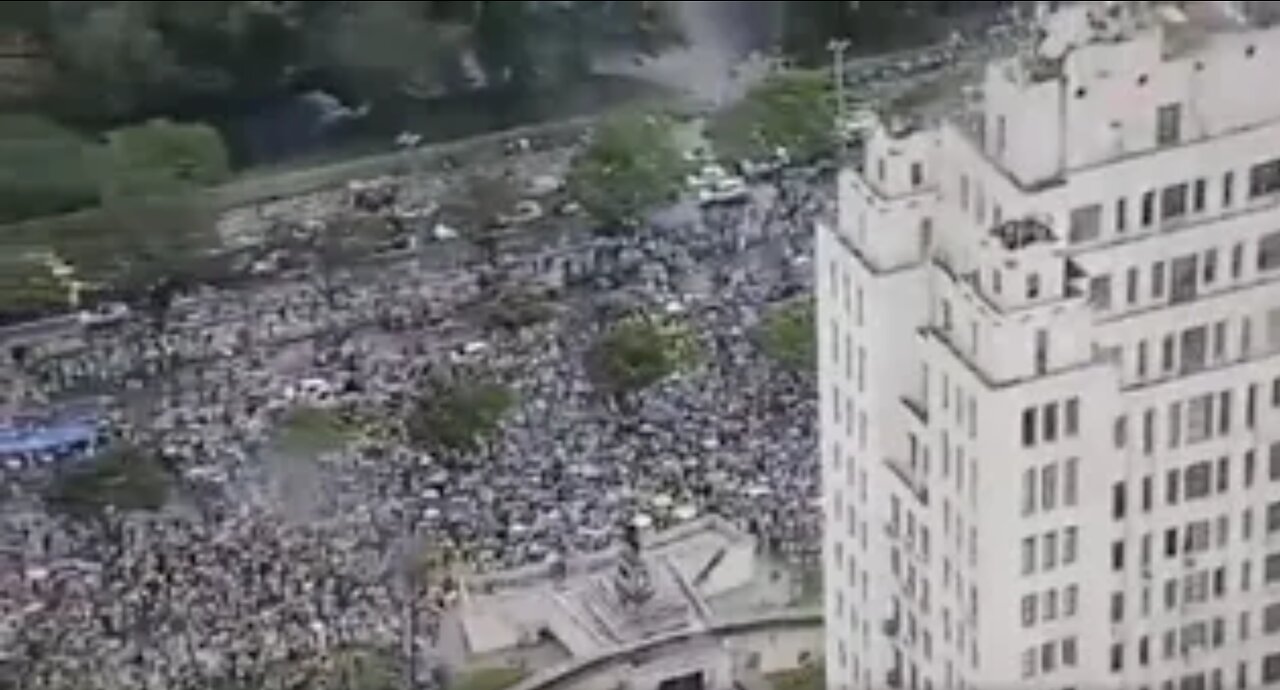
[46,444,172,517]
[708,72,835,164]
[587,315,699,395]
[99,119,232,200]
[566,110,688,227]
[0,114,98,222]
[0,252,70,324]
[406,374,514,455]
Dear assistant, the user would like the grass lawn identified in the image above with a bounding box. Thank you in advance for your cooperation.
[448,666,529,690]
[766,662,825,690]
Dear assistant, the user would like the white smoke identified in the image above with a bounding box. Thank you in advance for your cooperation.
[594,0,781,109]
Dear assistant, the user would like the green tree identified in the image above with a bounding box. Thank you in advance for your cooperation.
[51,195,222,329]
[46,445,172,517]
[708,72,835,164]
[566,110,688,227]
[44,1,310,120]
[99,119,231,200]
[0,114,98,222]
[587,315,699,395]
[406,375,514,455]
[45,2,177,119]
[0,252,69,324]
[756,298,816,372]
[306,1,462,102]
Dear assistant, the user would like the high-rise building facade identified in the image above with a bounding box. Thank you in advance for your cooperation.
[818,3,1280,690]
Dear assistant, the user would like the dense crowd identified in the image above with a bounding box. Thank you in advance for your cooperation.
[0,162,829,689]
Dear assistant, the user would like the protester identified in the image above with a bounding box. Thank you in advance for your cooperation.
[0,127,837,690]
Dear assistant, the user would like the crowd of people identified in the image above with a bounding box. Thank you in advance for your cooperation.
[0,159,830,689]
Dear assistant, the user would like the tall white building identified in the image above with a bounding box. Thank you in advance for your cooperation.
[818,2,1280,690]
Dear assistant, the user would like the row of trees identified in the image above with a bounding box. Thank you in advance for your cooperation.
[566,71,834,226]
[0,114,228,223]
[0,1,683,122]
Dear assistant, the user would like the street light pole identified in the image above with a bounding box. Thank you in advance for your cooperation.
[827,38,851,160]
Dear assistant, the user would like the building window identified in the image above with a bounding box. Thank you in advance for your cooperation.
[1248,158,1280,198]
[1188,393,1214,444]
[1111,643,1124,673]
[1269,502,1280,534]
[1193,178,1207,212]
[1143,475,1153,512]
[1041,641,1057,673]
[1065,458,1079,506]
[1143,408,1155,455]
[1258,231,1280,272]
[1217,456,1230,493]
[1204,249,1218,285]
[1090,274,1112,309]
[1264,602,1280,634]
[1022,408,1036,447]
[1113,482,1127,519]
[1162,183,1188,220]
[1156,103,1182,146]
[1116,197,1128,232]
[1152,262,1166,299]
[1022,536,1036,575]
[1114,415,1128,448]
[1223,171,1235,207]
[1181,326,1207,373]
[1021,648,1036,679]
[1137,341,1149,378]
[1044,531,1058,570]
[1063,637,1078,667]
[1220,390,1232,435]
[1069,204,1102,243]
[1039,463,1059,512]
[1112,540,1125,571]
[1022,468,1036,516]
[1027,273,1040,300]
[1162,335,1176,372]
[1186,461,1212,500]
[1213,321,1227,362]
[1111,591,1125,623]
[1172,254,1199,303]
[1064,526,1078,564]
[1167,469,1181,507]
[911,162,924,189]
[1022,593,1037,627]
[1065,398,1079,437]
[1142,190,1156,226]
[1043,403,1058,443]
[1044,588,1058,621]
[1169,401,1182,448]
[1127,267,1139,304]
[1231,243,1243,280]
[1264,652,1280,684]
